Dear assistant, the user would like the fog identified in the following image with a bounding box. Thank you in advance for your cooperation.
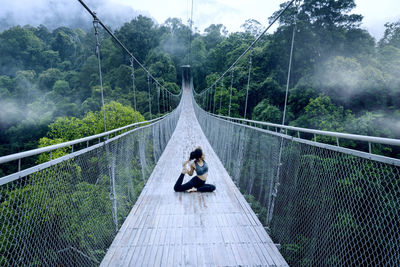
[0,0,143,31]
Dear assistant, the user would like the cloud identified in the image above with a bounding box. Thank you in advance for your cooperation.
[0,0,141,31]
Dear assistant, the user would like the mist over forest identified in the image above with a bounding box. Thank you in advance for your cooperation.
[1,0,400,176]
[0,0,143,32]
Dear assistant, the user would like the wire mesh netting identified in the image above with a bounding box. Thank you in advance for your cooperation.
[0,104,181,266]
[193,97,400,266]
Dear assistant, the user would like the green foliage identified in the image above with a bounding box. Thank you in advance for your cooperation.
[115,15,160,63]
[252,99,282,123]
[37,101,145,163]
[291,95,353,132]
[379,20,400,49]
[0,21,181,164]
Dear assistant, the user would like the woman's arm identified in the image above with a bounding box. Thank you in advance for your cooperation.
[187,162,195,176]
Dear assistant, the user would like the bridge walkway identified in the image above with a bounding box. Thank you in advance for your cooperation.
[100,83,288,266]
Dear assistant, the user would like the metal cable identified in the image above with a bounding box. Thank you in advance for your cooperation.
[268,1,299,226]
[77,0,180,98]
[147,74,152,120]
[244,49,253,119]
[93,16,107,133]
[188,0,194,65]
[228,67,234,117]
[213,85,216,114]
[219,80,223,114]
[193,0,296,96]
[130,57,138,123]
[157,84,160,117]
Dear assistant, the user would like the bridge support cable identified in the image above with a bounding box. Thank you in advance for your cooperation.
[93,15,120,232]
[129,57,138,123]
[228,67,234,117]
[157,84,160,117]
[219,80,223,115]
[207,90,212,112]
[193,0,295,97]
[244,49,253,119]
[109,153,118,232]
[267,0,300,226]
[212,85,216,114]
[93,15,107,133]
[187,0,194,65]
[147,74,152,120]
[203,90,206,110]
[77,0,181,103]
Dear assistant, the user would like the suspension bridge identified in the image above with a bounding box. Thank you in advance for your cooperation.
[1,0,400,266]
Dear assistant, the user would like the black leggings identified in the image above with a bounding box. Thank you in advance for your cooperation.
[174,173,216,192]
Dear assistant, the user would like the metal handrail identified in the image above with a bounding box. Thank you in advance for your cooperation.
[211,113,400,147]
[0,115,168,165]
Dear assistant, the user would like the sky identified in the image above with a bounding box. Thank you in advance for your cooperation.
[0,0,399,40]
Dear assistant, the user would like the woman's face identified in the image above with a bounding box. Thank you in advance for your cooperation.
[201,152,205,160]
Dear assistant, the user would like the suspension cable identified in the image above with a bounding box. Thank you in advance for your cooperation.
[208,88,212,112]
[213,85,216,114]
[204,89,206,110]
[194,0,296,97]
[147,74,152,120]
[282,9,298,126]
[228,67,234,117]
[169,92,172,112]
[244,49,253,119]
[77,0,180,98]
[188,0,194,65]
[161,87,164,113]
[129,57,138,123]
[219,80,223,114]
[157,84,160,117]
[267,0,300,227]
[93,15,107,132]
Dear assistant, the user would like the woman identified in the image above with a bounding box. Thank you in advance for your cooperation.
[174,146,216,192]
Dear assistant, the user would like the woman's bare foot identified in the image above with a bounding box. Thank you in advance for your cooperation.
[186,187,197,193]
[182,161,189,174]
[182,160,189,167]
[181,166,188,174]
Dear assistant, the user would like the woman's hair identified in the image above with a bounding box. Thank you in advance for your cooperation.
[189,148,203,160]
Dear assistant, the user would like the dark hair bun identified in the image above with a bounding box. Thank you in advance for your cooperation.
[189,148,202,160]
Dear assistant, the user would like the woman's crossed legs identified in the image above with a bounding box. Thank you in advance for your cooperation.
[174,173,216,192]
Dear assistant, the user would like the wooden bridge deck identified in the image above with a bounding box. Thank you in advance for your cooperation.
[100,84,288,266]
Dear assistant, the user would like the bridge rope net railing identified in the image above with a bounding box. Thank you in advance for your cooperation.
[0,98,182,266]
[0,1,185,265]
[192,83,400,265]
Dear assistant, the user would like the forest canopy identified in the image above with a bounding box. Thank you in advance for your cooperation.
[0,0,399,164]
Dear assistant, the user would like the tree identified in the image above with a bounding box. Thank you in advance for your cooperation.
[379,20,400,49]
[50,29,77,61]
[15,70,37,102]
[378,45,400,108]
[291,95,353,133]
[37,68,63,91]
[0,26,45,75]
[252,99,282,123]
[52,80,71,96]
[272,0,363,29]
[146,51,177,82]
[241,19,263,37]
[203,24,227,50]
[38,101,145,162]
[190,38,207,89]
[115,15,160,63]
